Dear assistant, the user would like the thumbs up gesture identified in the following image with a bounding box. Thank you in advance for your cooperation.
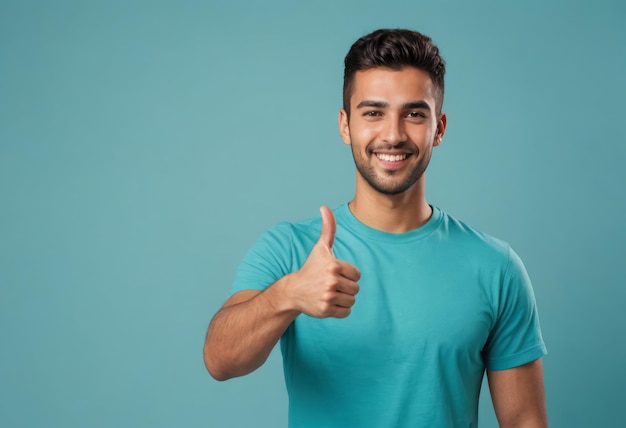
[286,206,361,318]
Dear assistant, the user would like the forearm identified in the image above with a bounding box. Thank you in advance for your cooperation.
[203,276,300,381]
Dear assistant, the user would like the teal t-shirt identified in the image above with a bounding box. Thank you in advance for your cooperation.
[231,204,546,427]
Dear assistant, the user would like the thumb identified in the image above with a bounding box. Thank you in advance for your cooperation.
[318,205,336,251]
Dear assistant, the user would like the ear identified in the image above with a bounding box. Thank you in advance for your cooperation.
[433,112,447,147]
[338,109,351,145]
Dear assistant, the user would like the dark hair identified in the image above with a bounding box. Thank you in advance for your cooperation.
[343,29,446,115]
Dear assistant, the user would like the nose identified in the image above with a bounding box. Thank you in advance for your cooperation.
[381,116,407,145]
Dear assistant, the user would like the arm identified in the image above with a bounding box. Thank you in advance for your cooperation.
[487,358,548,428]
[203,206,360,381]
[203,277,299,381]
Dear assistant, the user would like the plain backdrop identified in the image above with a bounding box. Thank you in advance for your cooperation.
[1,0,625,427]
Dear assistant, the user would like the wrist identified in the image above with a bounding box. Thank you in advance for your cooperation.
[263,274,302,317]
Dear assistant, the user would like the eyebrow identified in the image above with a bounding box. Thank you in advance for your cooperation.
[355,100,432,110]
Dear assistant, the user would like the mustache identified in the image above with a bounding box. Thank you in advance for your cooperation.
[368,143,418,153]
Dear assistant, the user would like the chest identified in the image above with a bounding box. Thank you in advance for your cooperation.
[288,238,498,365]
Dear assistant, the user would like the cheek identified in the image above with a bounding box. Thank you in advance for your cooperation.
[412,127,437,145]
[350,124,378,147]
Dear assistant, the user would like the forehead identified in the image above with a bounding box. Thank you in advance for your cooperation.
[350,67,437,107]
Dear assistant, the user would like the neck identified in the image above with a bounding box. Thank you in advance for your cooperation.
[349,175,432,233]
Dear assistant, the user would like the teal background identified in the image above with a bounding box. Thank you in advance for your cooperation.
[1,0,624,427]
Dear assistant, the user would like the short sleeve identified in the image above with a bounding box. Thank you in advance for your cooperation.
[483,247,547,371]
[229,223,294,297]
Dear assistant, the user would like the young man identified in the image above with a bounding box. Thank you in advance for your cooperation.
[204,29,548,427]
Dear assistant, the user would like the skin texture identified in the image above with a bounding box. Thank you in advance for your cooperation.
[204,66,548,426]
[488,359,548,427]
[338,67,446,233]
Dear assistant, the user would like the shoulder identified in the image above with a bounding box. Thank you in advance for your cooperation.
[247,212,324,258]
[438,210,536,304]
[437,208,513,265]
[231,218,316,294]
[265,213,322,244]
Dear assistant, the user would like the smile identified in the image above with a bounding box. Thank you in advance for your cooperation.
[375,153,409,162]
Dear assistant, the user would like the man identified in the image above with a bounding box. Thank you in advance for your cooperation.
[204,29,548,427]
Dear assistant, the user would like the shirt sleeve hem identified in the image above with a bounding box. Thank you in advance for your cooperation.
[486,343,547,371]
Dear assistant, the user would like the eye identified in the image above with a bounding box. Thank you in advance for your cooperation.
[363,110,383,117]
[406,111,426,118]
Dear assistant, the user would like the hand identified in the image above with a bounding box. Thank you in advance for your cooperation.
[286,206,361,318]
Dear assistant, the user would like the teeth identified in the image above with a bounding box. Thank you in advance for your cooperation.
[376,153,408,162]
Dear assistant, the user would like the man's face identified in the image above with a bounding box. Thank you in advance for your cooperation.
[339,67,446,196]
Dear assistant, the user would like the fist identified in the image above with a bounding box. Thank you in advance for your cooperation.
[287,206,361,318]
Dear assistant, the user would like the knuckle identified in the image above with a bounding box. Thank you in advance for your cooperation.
[323,277,339,290]
[319,301,332,314]
[321,291,334,302]
[327,261,341,275]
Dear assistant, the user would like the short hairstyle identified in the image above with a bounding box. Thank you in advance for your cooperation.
[343,29,446,116]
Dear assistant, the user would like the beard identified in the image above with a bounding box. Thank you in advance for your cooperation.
[350,144,432,196]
